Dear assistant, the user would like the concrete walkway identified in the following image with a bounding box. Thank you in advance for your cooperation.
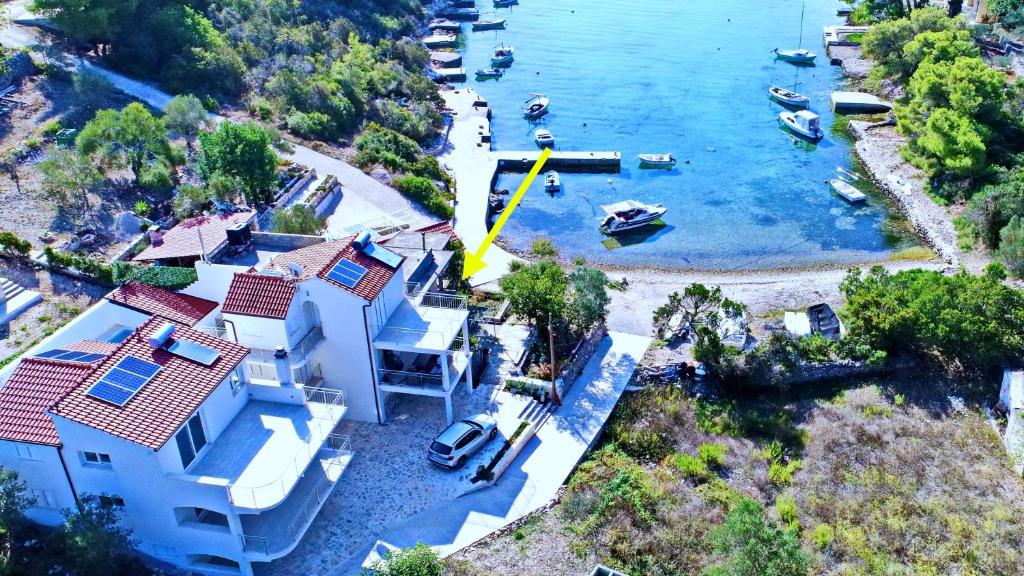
[335,331,651,575]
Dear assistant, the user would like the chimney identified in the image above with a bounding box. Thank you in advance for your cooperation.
[421,232,427,252]
[273,346,292,387]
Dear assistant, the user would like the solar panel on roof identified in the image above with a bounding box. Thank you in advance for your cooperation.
[33,349,106,364]
[364,243,403,269]
[85,355,161,407]
[164,338,220,366]
[326,259,368,288]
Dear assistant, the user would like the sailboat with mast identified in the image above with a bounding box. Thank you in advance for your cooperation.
[769,67,810,107]
[774,2,817,64]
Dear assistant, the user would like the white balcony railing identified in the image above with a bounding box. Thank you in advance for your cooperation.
[226,387,345,510]
[240,435,352,557]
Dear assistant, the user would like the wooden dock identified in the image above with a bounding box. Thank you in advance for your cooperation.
[495,150,621,173]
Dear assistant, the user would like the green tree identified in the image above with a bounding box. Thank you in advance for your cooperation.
[172,184,212,218]
[57,497,143,576]
[499,259,568,333]
[861,7,963,82]
[38,147,103,212]
[163,94,212,154]
[366,542,443,576]
[997,215,1024,277]
[271,205,326,235]
[704,499,808,576]
[566,262,609,332]
[197,121,278,206]
[76,102,171,186]
[30,0,140,53]
[354,122,421,172]
[965,163,1024,246]
[71,70,116,119]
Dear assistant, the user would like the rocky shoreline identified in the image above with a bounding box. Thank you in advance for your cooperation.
[848,120,959,265]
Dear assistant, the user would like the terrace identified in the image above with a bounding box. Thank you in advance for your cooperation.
[188,388,347,511]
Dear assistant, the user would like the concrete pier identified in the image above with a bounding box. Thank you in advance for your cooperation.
[495,150,621,173]
[433,68,467,83]
[830,91,892,114]
[423,34,458,49]
[430,51,462,67]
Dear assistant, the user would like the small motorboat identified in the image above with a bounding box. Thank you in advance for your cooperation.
[544,170,560,193]
[768,85,810,108]
[475,68,504,79]
[494,0,518,6]
[779,110,823,141]
[599,200,668,234]
[774,48,817,64]
[472,18,506,31]
[491,45,515,67]
[523,93,549,119]
[439,7,480,20]
[829,178,866,203]
[638,153,676,168]
[534,128,555,147]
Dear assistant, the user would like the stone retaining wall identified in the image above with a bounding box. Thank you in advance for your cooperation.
[0,52,38,88]
[556,323,608,399]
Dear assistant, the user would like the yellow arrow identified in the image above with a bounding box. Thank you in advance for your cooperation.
[463,147,553,279]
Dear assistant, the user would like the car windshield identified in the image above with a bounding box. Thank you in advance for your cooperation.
[430,441,452,455]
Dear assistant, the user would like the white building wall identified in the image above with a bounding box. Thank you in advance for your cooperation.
[50,376,252,574]
[223,311,294,352]
[0,441,76,525]
[184,261,247,304]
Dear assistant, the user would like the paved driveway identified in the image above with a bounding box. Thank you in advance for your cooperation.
[256,383,539,576]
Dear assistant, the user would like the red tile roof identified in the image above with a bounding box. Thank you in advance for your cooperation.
[50,317,249,450]
[134,211,255,262]
[415,221,456,239]
[107,282,218,327]
[222,273,297,319]
[63,340,120,357]
[265,237,401,302]
[0,359,94,446]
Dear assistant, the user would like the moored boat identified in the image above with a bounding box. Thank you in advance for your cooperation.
[428,18,462,32]
[599,200,668,234]
[774,48,817,64]
[779,110,823,141]
[768,85,810,108]
[829,178,866,203]
[637,153,676,168]
[475,68,503,79]
[494,0,518,7]
[534,128,555,147]
[472,18,506,31]
[523,93,549,119]
[544,170,560,193]
[439,7,480,20]
[491,44,515,67]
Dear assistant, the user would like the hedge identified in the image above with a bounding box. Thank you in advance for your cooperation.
[43,247,114,284]
[0,231,31,255]
[111,262,198,290]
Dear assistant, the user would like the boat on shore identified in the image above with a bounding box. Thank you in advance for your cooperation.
[491,44,515,67]
[534,128,555,147]
[523,94,549,119]
[428,18,462,32]
[638,153,676,168]
[472,19,506,31]
[779,110,823,141]
[768,85,810,108]
[599,200,668,234]
[829,177,866,203]
[544,170,560,193]
[475,68,503,79]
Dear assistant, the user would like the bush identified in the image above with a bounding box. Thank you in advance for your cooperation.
[809,523,834,551]
[354,123,420,172]
[775,494,799,532]
[133,200,151,218]
[697,443,727,467]
[393,175,453,219]
[793,334,835,363]
[44,247,114,285]
[0,231,31,255]
[271,205,326,235]
[705,498,809,576]
[671,453,709,480]
[997,215,1024,277]
[613,428,670,462]
[111,262,198,290]
[139,162,174,192]
[369,542,443,576]
[530,238,558,257]
[768,460,801,487]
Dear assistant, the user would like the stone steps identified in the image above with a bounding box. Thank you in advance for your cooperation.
[0,277,42,324]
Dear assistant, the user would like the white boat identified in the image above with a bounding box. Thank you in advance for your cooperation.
[768,85,810,107]
[472,19,506,31]
[534,128,555,147]
[494,0,518,7]
[829,178,866,203]
[779,110,824,141]
[637,153,676,168]
[599,200,668,234]
[774,48,817,64]
[544,170,560,193]
[774,3,816,64]
[523,94,549,119]
[491,45,515,67]
[475,68,503,79]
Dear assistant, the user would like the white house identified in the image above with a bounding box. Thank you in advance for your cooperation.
[0,224,472,575]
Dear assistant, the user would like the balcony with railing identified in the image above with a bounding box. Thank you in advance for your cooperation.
[187,387,347,511]
[239,434,353,560]
[376,351,468,397]
[374,292,469,353]
[245,325,326,386]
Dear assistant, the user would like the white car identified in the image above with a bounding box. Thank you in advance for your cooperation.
[428,414,498,469]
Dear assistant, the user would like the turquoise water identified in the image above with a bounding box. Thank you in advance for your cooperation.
[455,0,919,270]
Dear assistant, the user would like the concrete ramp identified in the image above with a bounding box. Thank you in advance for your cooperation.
[0,277,42,325]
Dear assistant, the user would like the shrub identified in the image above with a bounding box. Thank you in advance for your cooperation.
[271,205,326,235]
[775,494,799,532]
[133,200,152,218]
[697,443,727,468]
[613,428,670,462]
[354,123,420,172]
[793,334,835,363]
[367,542,443,576]
[810,523,835,551]
[768,460,801,488]
[139,162,174,192]
[530,238,558,257]
[393,176,453,219]
[671,453,709,480]
[0,231,31,255]
[111,262,198,289]
[706,498,809,576]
